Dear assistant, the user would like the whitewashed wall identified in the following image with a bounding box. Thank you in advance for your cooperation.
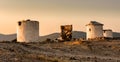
[86,25,103,40]
[103,30,113,38]
[17,20,39,42]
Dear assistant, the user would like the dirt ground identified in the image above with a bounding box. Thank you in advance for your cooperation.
[0,40,120,62]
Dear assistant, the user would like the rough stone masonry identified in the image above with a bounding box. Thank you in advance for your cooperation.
[61,25,72,41]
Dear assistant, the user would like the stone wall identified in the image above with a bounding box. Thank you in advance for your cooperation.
[61,25,72,41]
[17,19,39,42]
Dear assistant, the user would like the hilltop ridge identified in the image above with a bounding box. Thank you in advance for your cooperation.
[0,31,120,41]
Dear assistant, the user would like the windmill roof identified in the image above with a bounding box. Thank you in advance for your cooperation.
[86,21,103,26]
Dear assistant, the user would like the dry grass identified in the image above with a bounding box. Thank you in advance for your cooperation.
[0,40,120,62]
[64,41,82,45]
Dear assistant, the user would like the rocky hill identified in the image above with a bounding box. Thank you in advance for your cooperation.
[0,40,120,62]
[39,31,86,41]
[113,32,120,37]
[0,31,120,41]
[0,34,16,41]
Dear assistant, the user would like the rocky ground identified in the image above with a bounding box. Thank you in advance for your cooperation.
[0,40,120,62]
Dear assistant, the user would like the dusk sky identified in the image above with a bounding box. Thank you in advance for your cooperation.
[0,0,120,36]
